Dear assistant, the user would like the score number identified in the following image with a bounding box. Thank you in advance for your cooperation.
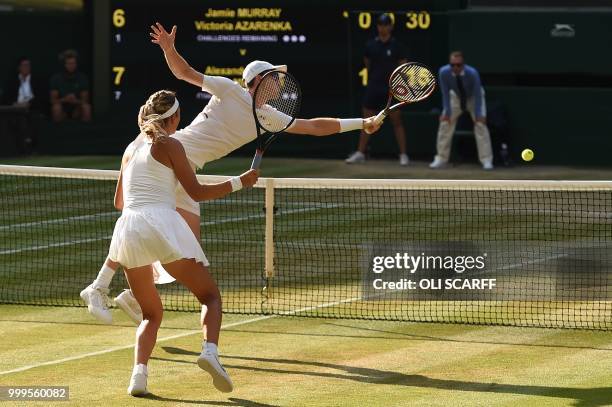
[112,9,126,100]
[357,11,431,30]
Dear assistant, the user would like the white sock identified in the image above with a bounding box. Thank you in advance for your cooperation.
[132,363,148,376]
[92,264,116,289]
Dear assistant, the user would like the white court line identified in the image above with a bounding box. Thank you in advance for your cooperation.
[0,315,271,376]
[0,293,364,376]
[0,204,338,255]
[0,236,110,255]
[0,212,118,231]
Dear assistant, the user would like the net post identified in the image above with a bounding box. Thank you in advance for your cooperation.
[265,177,275,278]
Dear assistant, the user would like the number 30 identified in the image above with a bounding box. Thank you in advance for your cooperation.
[406,11,430,30]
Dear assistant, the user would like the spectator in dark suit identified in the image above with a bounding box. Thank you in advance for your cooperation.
[2,56,44,153]
[50,49,91,122]
[2,56,45,109]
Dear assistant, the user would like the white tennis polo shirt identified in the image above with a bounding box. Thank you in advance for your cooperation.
[173,75,258,169]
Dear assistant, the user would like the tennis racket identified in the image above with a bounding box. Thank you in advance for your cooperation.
[250,70,302,169]
[374,62,436,125]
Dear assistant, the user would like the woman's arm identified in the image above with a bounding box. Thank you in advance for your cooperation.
[155,138,258,202]
[150,23,204,88]
[113,168,124,210]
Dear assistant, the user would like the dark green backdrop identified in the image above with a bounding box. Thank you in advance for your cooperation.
[2,1,611,166]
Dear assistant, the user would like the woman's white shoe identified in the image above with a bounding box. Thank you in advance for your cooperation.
[197,342,233,393]
[127,364,149,396]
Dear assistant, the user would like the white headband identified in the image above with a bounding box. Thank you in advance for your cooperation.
[158,98,179,119]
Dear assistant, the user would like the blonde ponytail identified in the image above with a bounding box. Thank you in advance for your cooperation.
[137,90,178,143]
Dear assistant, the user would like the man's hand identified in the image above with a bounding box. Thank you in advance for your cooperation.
[150,22,176,51]
[439,115,450,122]
[239,169,259,188]
[475,116,487,124]
[363,116,382,135]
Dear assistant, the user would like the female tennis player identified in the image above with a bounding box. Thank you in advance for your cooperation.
[80,22,382,324]
[111,90,257,396]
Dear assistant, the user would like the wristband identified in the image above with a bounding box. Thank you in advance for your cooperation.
[338,118,364,133]
[230,176,242,192]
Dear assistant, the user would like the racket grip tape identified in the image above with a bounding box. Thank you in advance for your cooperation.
[251,150,264,169]
[374,110,387,125]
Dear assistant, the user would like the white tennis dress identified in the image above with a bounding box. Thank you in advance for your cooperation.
[108,140,209,283]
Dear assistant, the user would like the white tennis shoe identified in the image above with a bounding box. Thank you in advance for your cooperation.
[127,364,148,396]
[399,154,409,166]
[482,160,494,170]
[345,151,365,164]
[80,284,112,324]
[197,342,234,393]
[429,157,448,169]
[115,289,143,325]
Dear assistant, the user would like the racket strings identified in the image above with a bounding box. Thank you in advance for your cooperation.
[390,64,436,102]
[255,72,301,133]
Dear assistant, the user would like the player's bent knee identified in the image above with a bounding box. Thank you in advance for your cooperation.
[142,308,163,325]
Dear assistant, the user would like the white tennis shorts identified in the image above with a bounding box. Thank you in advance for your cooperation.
[175,182,200,216]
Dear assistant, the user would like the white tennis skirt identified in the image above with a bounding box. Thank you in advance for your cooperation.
[108,204,209,284]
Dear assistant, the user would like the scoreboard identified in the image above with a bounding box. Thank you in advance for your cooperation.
[106,1,438,122]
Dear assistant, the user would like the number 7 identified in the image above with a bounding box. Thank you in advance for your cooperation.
[112,66,125,86]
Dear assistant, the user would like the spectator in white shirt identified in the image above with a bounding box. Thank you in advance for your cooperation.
[2,57,44,153]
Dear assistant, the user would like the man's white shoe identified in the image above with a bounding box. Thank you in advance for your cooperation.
[345,151,365,164]
[80,285,112,324]
[115,289,143,325]
[197,342,234,393]
[399,154,409,166]
[429,157,448,169]
[482,161,494,170]
[127,364,149,396]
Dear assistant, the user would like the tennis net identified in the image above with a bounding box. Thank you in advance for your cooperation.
[1,165,611,329]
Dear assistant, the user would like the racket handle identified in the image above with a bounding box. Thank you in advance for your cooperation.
[374,110,387,125]
[251,150,263,169]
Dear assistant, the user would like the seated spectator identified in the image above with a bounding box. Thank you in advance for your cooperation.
[2,56,45,153]
[2,57,44,109]
[50,49,91,122]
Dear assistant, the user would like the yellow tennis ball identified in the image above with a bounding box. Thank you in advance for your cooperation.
[521,149,534,162]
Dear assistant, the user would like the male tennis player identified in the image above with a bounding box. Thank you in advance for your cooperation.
[80,22,383,324]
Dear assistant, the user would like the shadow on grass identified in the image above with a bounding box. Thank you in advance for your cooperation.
[156,348,612,407]
[144,394,278,406]
[0,317,193,331]
[220,324,612,352]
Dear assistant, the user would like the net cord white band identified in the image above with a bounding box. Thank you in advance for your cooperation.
[1,165,612,191]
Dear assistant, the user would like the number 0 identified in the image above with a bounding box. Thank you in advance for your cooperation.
[358,12,371,29]
[112,66,125,85]
[113,9,126,28]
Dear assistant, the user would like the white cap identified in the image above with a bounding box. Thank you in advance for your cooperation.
[242,60,287,84]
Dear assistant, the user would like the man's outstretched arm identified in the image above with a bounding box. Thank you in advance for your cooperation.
[288,116,381,136]
[150,22,203,87]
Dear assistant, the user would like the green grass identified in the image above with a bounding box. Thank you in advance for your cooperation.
[2,157,612,404]
[1,305,612,406]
